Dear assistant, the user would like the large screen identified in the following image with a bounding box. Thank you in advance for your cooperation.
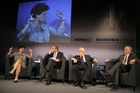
[16,0,72,43]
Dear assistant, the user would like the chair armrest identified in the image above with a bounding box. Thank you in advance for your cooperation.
[127,63,137,86]
[5,55,14,78]
[25,58,33,76]
[59,56,66,78]
[92,63,97,71]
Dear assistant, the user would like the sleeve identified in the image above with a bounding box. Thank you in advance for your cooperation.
[17,24,32,41]
[49,22,65,36]
[57,52,64,62]
[131,54,140,63]
[7,52,16,58]
[110,55,121,63]
[71,55,80,64]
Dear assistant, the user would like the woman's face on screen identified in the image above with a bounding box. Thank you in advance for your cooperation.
[36,11,47,22]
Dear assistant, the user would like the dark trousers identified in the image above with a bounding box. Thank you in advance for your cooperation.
[107,62,130,85]
[71,63,91,83]
[44,59,61,81]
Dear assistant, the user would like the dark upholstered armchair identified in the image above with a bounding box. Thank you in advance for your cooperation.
[39,55,66,82]
[50,55,66,82]
[105,61,140,92]
[5,55,32,79]
[68,58,97,83]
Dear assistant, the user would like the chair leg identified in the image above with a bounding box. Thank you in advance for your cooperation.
[133,87,136,92]
[4,76,7,80]
[62,79,64,84]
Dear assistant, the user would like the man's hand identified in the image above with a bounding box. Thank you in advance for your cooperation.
[49,50,54,54]
[93,58,98,64]
[71,58,77,63]
[50,57,60,62]
[105,58,110,63]
[129,59,135,64]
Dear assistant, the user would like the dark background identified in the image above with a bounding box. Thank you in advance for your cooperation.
[0,0,138,75]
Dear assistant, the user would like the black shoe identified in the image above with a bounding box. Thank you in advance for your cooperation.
[46,80,51,86]
[74,81,80,87]
[111,84,119,91]
[14,80,18,83]
[8,73,14,79]
[79,83,87,89]
[91,81,96,86]
[39,75,44,82]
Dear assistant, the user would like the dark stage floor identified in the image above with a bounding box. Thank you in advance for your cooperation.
[0,76,139,93]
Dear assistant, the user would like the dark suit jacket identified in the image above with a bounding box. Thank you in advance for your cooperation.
[43,51,64,67]
[111,54,137,65]
[72,55,94,67]
[110,53,138,72]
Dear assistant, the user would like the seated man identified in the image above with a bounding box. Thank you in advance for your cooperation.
[71,47,98,89]
[101,45,139,90]
[7,45,32,82]
[39,45,64,85]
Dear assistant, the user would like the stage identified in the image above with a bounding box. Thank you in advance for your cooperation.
[0,77,139,93]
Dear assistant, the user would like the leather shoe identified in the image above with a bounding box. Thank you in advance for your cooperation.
[79,83,87,89]
[74,81,80,87]
[111,84,119,91]
[8,73,14,79]
[39,75,44,82]
[46,80,51,86]
[91,81,96,86]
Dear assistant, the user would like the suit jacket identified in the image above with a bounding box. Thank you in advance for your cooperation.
[43,51,64,67]
[109,54,137,72]
[111,53,137,65]
[72,55,94,67]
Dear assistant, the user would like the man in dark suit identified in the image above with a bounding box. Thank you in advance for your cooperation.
[39,45,64,85]
[101,45,138,90]
[71,47,98,89]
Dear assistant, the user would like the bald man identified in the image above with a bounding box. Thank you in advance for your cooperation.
[71,47,98,89]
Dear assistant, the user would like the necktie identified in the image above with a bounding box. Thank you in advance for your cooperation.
[80,56,84,63]
[122,55,128,65]
[80,55,86,63]
[53,52,57,58]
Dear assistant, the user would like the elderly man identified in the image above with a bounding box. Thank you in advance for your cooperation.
[71,47,98,89]
[101,45,139,90]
